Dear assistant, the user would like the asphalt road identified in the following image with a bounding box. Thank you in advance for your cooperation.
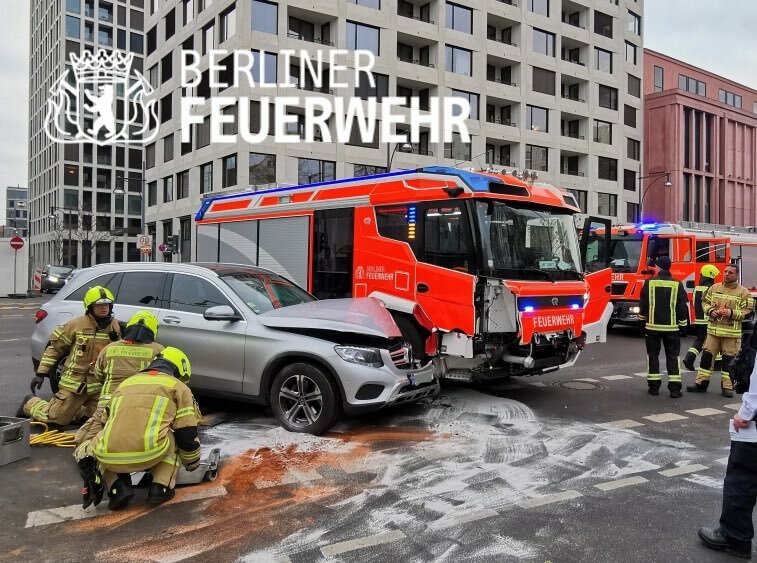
[0,298,743,563]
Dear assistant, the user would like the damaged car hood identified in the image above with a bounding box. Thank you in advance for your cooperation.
[258,298,402,339]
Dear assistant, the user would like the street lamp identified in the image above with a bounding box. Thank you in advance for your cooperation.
[637,171,673,223]
[114,172,146,237]
[387,142,414,171]
[49,206,78,266]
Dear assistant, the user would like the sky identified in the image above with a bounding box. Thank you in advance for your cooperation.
[0,0,756,220]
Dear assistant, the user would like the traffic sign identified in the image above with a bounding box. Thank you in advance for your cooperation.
[9,236,24,250]
[158,243,167,253]
[137,234,152,251]
[140,247,152,255]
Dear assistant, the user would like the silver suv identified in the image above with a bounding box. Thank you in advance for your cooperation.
[30,263,437,434]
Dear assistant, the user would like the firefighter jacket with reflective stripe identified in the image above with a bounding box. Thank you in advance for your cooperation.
[93,372,201,468]
[693,278,715,325]
[37,315,121,394]
[639,271,689,332]
[94,341,165,408]
[704,282,755,338]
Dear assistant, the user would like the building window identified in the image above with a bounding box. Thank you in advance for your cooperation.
[445,45,473,75]
[298,158,336,184]
[628,74,641,98]
[623,169,636,191]
[66,15,80,38]
[598,84,618,110]
[147,181,157,206]
[163,176,173,202]
[527,105,549,132]
[679,74,706,97]
[446,2,472,34]
[450,89,479,119]
[594,11,612,38]
[182,0,194,25]
[177,170,189,199]
[595,48,612,73]
[354,164,387,177]
[219,3,236,43]
[533,28,555,57]
[160,93,172,122]
[624,104,637,128]
[346,21,380,55]
[251,50,277,84]
[202,22,214,54]
[251,0,277,33]
[625,42,637,65]
[67,0,81,14]
[569,189,587,213]
[594,120,612,144]
[719,88,742,108]
[222,154,237,188]
[349,0,380,7]
[98,26,113,46]
[355,72,389,101]
[249,153,276,186]
[161,52,172,83]
[626,203,639,223]
[145,142,156,168]
[444,132,471,161]
[597,193,617,217]
[654,65,664,93]
[532,67,555,95]
[200,162,213,193]
[525,145,548,171]
[179,217,191,262]
[163,134,173,162]
[528,0,549,17]
[164,8,175,39]
[597,157,617,181]
[627,10,641,35]
[627,138,640,160]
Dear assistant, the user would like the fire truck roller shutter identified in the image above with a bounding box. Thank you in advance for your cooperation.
[196,223,220,262]
[258,217,310,289]
[219,221,259,266]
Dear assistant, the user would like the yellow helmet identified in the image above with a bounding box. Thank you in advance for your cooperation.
[126,311,159,338]
[83,286,115,311]
[157,347,191,382]
[700,264,720,280]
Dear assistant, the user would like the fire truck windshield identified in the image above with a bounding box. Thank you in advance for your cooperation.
[586,233,643,273]
[475,201,582,281]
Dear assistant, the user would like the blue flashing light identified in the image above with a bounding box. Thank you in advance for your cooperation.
[523,305,535,313]
[419,166,500,192]
[570,303,581,310]
[639,223,659,231]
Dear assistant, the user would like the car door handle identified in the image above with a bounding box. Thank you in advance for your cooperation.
[162,316,181,325]
[417,283,430,293]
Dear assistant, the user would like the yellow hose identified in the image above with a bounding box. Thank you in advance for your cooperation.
[30,422,77,448]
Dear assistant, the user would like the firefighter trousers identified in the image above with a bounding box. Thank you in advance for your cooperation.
[74,406,108,446]
[719,441,757,546]
[23,389,99,426]
[685,324,708,360]
[695,335,739,389]
[645,331,681,389]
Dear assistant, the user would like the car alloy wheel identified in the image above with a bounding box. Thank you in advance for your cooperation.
[278,373,323,428]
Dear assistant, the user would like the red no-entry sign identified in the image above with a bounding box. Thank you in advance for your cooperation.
[9,236,24,250]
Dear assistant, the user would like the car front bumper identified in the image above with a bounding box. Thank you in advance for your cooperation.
[611,301,643,326]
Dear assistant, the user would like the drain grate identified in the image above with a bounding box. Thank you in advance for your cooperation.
[553,380,605,391]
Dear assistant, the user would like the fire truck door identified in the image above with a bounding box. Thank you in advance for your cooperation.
[580,217,613,344]
[668,235,696,291]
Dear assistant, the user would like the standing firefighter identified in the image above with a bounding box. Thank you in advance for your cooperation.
[75,347,201,510]
[75,310,164,446]
[688,263,755,398]
[639,256,689,398]
[19,286,120,425]
[683,264,721,371]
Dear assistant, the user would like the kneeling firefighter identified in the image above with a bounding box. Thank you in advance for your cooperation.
[75,310,164,446]
[74,347,201,510]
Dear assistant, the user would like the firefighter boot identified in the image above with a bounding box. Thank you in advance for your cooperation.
[687,380,710,393]
[146,482,175,506]
[669,382,683,399]
[108,475,135,511]
[648,381,661,396]
[682,352,696,372]
[722,378,734,398]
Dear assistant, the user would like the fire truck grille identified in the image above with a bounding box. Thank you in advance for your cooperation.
[389,341,413,369]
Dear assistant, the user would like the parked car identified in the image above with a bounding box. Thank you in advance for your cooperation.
[31,263,437,434]
[40,265,74,293]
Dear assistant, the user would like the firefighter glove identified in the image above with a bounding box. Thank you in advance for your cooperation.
[30,374,46,394]
[77,456,104,509]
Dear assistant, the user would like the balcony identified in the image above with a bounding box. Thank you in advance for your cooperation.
[397,55,435,68]
[562,92,585,103]
[561,130,584,140]
[486,116,517,127]
[494,0,517,5]
[562,169,585,177]
[286,31,334,46]
[397,0,435,24]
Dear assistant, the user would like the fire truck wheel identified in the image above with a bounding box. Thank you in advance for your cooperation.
[270,362,340,435]
[393,315,427,362]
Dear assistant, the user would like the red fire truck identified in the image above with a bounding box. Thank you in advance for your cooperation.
[584,222,757,328]
[195,166,614,382]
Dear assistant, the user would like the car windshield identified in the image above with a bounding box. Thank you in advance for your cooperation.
[49,266,73,275]
[221,272,315,314]
[585,234,643,273]
[475,200,582,281]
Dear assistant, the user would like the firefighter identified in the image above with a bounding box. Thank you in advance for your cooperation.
[688,263,755,397]
[639,256,689,398]
[683,264,721,371]
[75,310,164,446]
[19,286,121,425]
[74,347,201,510]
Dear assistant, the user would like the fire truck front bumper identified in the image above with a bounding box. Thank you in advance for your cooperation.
[611,301,644,326]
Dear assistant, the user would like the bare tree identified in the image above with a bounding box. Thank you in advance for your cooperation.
[50,206,113,266]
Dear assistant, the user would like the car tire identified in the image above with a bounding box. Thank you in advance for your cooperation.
[392,315,427,362]
[270,362,340,435]
[49,355,66,393]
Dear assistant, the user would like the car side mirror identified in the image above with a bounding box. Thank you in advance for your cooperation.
[203,305,240,321]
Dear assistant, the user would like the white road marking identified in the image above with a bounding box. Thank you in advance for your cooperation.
[604,419,645,429]
[602,375,633,381]
[716,457,729,465]
[25,485,227,528]
[634,372,647,377]
[528,381,546,387]
[594,476,648,491]
[0,337,25,342]
[519,490,582,509]
[723,403,742,411]
[659,464,708,477]
[320,530,407,557]
[428,508,498,530]
[685,408,727,417]
[238,554,293,563]
[575,378,599,383]
[643,413,688,423]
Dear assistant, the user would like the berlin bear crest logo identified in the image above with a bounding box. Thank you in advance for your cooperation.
[44,50,159,145]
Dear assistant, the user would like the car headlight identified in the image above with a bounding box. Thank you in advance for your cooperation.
[47,276,59,282]
[334,346,384,368]
[629,306,640,314]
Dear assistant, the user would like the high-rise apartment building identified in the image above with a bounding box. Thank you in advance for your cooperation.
[28,0,146,269]
[145,0,644,261]
[4,186,28,237]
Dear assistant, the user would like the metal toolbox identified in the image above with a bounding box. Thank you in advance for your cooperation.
[0,416,30,467]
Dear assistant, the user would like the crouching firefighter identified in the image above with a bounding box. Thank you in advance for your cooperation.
[75,311,164,446]
[19,286,120,425]
[683,264,720,371]
[639,256,689,398]
[74,347,201,510]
